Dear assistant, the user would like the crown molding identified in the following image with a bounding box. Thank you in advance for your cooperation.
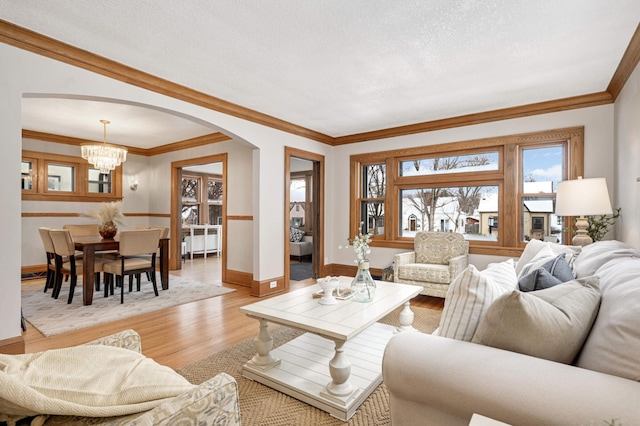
[0,19,333,145]
[22,129,229,156]
[3,19,638,147]
[333,92,612,145]
[608,22,640,101]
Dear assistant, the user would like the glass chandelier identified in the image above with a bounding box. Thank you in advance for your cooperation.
[81,119,127,173]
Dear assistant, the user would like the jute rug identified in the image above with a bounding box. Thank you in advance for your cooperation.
[22,274,235,337]
[177,305,442,426]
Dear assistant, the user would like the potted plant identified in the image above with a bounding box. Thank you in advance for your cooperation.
[83,201,124,239]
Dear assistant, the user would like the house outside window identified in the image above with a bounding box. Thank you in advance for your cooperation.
[349,127,583,255]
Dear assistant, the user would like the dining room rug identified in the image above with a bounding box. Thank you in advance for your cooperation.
[21,274,235,337]
[177,305,442,426]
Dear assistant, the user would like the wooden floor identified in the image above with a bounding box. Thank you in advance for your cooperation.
[22,257,444,370]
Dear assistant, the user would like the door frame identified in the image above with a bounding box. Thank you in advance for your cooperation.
[170,153,228,275]
[285,147,325,283]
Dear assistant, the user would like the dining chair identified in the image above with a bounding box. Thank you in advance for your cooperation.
[37,227,58,293]
[102,229,162,304]
[134,225,169,283]
[49,229,105,304]
[63,223,100,237]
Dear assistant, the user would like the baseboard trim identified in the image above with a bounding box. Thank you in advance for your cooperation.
[0,335,25,354]
[224,269,252,288]
[251,276,287,297]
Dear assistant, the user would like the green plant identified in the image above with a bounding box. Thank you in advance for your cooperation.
[586,207,621,242]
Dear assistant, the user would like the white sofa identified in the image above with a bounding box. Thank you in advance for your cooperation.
[383,240,640,425]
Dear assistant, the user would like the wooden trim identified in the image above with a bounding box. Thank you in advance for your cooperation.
[147,133,232,156]
[251,276,287,297]
[170,153,227,272]
[334,93,610,145]
[285,147,325,288]
[22,264,46,275]
[0,20,333,145]
[21,212,169,217]
[227,215,253,221]
[0,336,25,355]
[2,20,635,148]
[608,23,640,101]
[226,269,253,288]
[23,129,231,157]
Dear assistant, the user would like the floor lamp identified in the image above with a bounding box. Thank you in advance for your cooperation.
[555,177,613,246]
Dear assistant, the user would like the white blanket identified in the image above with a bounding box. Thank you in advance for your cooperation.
[0,345,195,418]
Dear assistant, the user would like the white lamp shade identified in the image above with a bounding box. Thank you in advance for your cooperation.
[555,177,613,216]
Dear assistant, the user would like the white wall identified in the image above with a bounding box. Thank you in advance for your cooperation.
[331,104,615,270]
[0,42,332,341]
[614,62,640,249]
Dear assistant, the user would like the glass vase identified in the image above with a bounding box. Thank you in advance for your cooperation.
[350,261,376,303]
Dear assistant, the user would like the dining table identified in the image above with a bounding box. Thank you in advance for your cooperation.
[73,235,170,306]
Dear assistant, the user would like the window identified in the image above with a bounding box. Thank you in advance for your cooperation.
[22,150,122,201]
[350,127,583,255]
[181,172,223,226]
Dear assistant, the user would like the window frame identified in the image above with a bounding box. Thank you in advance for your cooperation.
[349,127,584,256]
[182,171,223,226]
[21,150,123,202]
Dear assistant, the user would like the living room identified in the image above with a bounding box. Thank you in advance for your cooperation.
[2,3,640,424]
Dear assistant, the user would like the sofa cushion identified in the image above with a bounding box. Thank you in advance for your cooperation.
[397,263,450,284]
[516,239,581,276]
[289,227,305,243]
[438,260,518,342]
[576,257,640,380]
[573,240,640,278]
[472,276,600,364]
[518,255,574,292]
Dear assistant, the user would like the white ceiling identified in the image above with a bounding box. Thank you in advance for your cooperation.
[3,1,640,147]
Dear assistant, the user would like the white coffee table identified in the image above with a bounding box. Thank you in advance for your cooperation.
[240,277,422,420]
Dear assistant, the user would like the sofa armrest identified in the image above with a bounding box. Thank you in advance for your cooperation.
[393,251,415,274]
[383,332,640,426]
[447,254,468,281]
[83,329,142,353]
[128,372,240,426]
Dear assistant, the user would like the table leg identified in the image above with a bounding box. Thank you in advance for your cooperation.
[160,238,169,290]
[397,301,417,332]
[249,319,280,369]
[326,339,354,396]
[82,246,95,306]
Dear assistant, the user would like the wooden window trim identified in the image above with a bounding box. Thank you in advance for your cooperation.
[22,150,123,202]
[350,127,584,256]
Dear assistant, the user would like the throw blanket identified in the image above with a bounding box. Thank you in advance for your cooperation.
[0,345,195,419]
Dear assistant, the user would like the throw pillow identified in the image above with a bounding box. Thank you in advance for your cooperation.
[516,239,581,276]
[518,255,574,292]
[289,227,305,243]
[437,259,518,342]
[471,276,601,364]
[516,245,555,278]
[573,240,640,278]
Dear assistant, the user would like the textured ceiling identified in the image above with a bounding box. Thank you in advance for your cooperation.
[2,1,640,147]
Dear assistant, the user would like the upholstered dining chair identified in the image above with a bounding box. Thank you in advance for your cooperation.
[102,229,162,304]
[63,223,100,237]
[37,227,58,293]
[134,225,169,283]
[49,229,105,304]
[393,231,469,298]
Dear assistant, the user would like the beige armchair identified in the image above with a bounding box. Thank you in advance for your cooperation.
[393,231,469,298]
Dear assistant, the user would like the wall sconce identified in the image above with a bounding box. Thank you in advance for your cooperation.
[130,181,139,191]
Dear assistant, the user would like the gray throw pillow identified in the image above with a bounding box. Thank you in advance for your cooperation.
[518,255,574,292]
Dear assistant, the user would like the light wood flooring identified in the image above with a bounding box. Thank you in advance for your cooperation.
[22,257,444,370]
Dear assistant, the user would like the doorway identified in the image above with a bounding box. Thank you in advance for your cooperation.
[285,148,324,283]
[170,154,227,279]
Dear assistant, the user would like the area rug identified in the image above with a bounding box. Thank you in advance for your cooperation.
[177,305,442,426]
[22,274,235,337]
[290,261,313,281]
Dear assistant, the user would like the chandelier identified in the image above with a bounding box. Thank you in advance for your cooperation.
[81,120,127,173]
